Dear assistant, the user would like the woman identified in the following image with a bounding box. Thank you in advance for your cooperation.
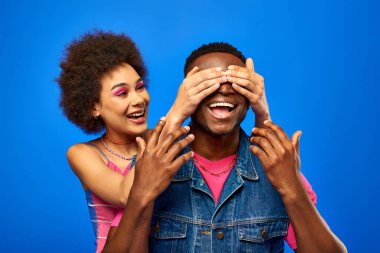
[57,30,225,252]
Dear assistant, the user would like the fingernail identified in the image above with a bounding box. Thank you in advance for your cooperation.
[160,116,166,121]
[252,127,257,132]
[188,134,194,139]
[190,151,194,157]
[264,120,270,125]
[216,67,222,71]
[184,125,190,131]
[228,65,234,70]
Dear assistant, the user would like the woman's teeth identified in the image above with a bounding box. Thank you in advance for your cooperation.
[127,110,144,118]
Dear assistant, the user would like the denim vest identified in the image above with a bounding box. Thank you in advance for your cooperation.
[149,129,289,253]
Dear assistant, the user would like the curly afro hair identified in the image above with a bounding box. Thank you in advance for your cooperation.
[184,42,246,76]
[57,30,147,134]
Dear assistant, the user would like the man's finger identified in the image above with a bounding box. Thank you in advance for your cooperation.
[170,151,194,175]
[250,145,268,166]
[166,134,195,161]
[251,127,287,157]
[263,121,292,149]
[250,136,278,158]
[158,126,191,154]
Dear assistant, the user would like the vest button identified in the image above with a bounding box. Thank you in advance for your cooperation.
[261,227,267,239]
[217,231,224,240]
[154,222,160,233]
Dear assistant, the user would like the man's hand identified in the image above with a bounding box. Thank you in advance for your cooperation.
[103,119,194,253]
[132,118,195,205]
[250,121,347,253]
[227,58,270,127]
[250,120,302,198]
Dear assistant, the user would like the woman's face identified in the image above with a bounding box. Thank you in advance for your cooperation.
[94,63,150,137]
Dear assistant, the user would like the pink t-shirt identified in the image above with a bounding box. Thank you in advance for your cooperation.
[112,153,317,250]
[193,152,237,204]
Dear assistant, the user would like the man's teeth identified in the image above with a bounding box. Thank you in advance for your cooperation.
[209,102,235,109]
[129,111,144,117]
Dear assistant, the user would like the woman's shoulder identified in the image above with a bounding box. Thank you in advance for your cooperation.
[67,140,97,155]
[67,139,105,164]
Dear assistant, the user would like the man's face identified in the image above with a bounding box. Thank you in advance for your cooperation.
[190,52,249,137]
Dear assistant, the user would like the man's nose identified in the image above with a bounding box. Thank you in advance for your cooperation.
[217,82,236,95]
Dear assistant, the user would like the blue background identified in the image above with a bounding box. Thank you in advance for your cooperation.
[1,0,378,252]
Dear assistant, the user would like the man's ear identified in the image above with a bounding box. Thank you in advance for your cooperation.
[92,102,101,118]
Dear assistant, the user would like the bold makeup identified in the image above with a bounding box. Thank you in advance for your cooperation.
[112,87,129,97]
[135,81,145,90]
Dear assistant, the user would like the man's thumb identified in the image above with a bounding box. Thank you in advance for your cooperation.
[136,137,146,160]
[291,130,302,155]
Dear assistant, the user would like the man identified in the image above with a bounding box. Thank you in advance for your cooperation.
[103,43,347,252]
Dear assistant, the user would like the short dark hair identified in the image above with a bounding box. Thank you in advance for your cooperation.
[184,42,246,76]
[57,30,147,134]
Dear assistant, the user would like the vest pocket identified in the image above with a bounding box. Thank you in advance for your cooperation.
[238,220,288,243]
[151,217,187,239]
[237,220,288,252]
[150,217,188,253]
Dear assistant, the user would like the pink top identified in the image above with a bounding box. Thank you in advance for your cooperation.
[111,209,124,227]
[84,143,133,253]
[111,152,317,250]
[193,152,237,203]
